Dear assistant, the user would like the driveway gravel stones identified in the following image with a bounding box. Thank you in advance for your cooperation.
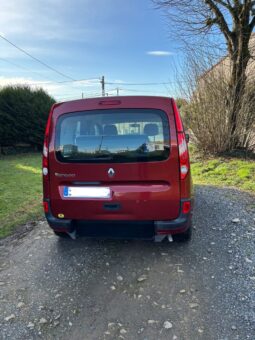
[0,186,254,339]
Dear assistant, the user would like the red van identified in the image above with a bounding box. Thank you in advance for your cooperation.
[42,96,193,242]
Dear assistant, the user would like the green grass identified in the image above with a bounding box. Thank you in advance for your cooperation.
[190,146,255,193]
[0,148,254,238]
[0,153,42,238]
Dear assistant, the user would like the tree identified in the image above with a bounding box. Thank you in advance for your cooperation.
[154,0,255,150]
[175,98,188,110]
[0,85,55,151]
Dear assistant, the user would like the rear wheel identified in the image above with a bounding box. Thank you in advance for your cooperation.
[173,225,192,242]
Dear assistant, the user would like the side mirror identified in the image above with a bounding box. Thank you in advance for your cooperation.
[185,133,190,144]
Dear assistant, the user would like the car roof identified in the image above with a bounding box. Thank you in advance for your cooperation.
[52,96,174,118]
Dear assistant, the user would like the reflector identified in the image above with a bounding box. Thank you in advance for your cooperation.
[182,201,191,214]
[43,201,49,213]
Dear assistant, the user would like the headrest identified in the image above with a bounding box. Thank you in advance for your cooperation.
[103,125,118,135]
[144,123,159,136]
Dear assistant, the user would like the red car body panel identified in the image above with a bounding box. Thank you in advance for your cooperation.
[43,96,192,239]
[49,97,180,220]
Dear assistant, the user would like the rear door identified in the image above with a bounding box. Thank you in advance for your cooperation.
[48,97,180,221]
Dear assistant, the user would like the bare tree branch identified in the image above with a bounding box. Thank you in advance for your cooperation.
[154,0,255,151]
[214,0,233,11]
[204,0,233,42]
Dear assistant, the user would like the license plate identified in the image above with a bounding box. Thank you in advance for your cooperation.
[63,186,111,198]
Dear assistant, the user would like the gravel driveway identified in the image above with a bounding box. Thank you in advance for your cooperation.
[0,186,254,340]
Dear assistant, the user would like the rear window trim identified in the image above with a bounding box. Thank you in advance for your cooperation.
[54,108,171,164]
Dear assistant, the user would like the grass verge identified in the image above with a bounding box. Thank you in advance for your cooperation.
[0,153,42,238]
[0,148,254,238]
[190,145,255,193]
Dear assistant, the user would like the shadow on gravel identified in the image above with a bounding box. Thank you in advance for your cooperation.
[54,234,192,263]
[55,237,192,260]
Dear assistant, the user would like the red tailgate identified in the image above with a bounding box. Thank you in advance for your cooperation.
[48,96,180,221]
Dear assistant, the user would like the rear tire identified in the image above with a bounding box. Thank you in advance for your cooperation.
[173,225,192,242]
[53,231,70,238]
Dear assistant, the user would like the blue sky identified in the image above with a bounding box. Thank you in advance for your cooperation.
[0,0,181,100]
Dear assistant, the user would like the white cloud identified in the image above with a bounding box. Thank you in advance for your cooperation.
[0,76,102,100]
[147,51,174,56]
[0,76,44,87]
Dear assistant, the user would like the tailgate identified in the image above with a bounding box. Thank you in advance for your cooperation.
[48,99,180,221]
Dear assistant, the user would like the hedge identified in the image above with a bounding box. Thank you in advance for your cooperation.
[0,85,55,151]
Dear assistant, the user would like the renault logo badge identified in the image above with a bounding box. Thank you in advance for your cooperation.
[108,168,115,178]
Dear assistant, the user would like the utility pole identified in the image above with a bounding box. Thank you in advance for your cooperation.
[117,87,119,96]
[82,92,84,99]
[101,76,105,97]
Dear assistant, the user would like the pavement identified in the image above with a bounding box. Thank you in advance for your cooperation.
[0,185,254,340]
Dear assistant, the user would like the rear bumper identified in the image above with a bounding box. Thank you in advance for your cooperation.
[154,200,192,235]
[44,200,73,233]
[154,215,191,234]
[46,213,73,232]
[44,199,192,237]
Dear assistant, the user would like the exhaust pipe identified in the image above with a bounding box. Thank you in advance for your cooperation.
[154,234,174,243]
[167,235,173,242]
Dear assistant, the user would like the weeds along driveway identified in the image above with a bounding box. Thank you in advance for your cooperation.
[0,186,254,340]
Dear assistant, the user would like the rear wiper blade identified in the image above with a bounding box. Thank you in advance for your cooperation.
[69,156,113,161]
[93,155,113,160]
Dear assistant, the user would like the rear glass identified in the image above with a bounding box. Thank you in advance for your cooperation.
[55,109,170,163]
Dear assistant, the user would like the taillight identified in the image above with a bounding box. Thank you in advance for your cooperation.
[171,98,190,180]
[177,132,189,180]
[42,143,48,169]
[42,104,55,199]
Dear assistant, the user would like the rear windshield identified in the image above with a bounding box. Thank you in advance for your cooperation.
[55,109,170,163]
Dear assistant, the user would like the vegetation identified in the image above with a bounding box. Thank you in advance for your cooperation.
[154,0,255,153]
[0,153,42,238]
[180,64,255,154]
[0,149,254,238]
[190,145,255,192]
[175,98,188,111]
[0,85,55,152]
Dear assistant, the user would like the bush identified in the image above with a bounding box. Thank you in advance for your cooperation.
[178,54,255,154]
[0,86,55,151]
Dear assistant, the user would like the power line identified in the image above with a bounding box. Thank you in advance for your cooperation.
[118,88,169,94]
[57,90,103,99]
[0,57,57,82]
[59,94,103,101]
[105,81,169,86]
[0,57,100,86]
[58,92,102,99]
[0,34,76,81]
[0,34,187,89]
[103,87,170,95]
[57,88,169,100]
[105,80,188,86]
[28,77,100,86]
[0,57,37,72]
